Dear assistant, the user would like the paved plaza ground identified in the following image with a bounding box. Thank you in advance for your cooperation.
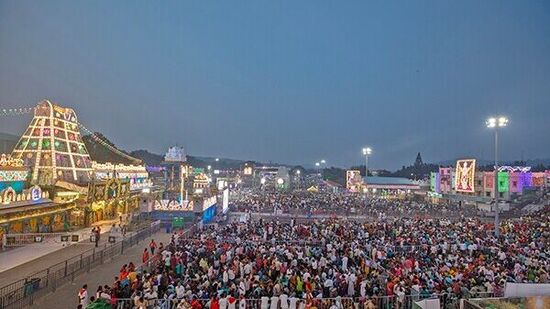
[0,221,120,284]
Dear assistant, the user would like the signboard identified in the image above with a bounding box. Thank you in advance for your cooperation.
[430,172,437,192]
[519,172,533,188]
[202,196,217,211]
[222,188,229,213]
[172,217,185,228]
[498,172,509,192]
[217,179,227,191]
[455,159,476,193]
[413,299,440,309]
[346,170,362,192]
[533,173,545,187]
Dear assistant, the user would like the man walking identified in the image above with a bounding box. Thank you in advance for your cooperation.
[78,284,89,307]
[149,239,157,255]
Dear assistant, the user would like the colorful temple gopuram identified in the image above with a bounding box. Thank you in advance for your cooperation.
[0,100,152,247]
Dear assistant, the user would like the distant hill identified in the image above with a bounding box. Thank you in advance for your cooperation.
[0,132,19,154]
[130,150,163,166]
[130,149,256,170]
[82,133,139,165]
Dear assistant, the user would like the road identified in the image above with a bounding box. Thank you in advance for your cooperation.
[0,222,120,284]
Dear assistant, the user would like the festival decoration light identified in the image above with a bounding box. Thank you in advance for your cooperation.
[11,100,94,185]
[498,166,531,173]
[455,159,476,193]
[0,154,24,168]
[346,170,362,192]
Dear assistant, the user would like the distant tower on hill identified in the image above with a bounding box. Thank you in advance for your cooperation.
[11,99,93,185]
[414,152,423,166]
[164,146,187,162]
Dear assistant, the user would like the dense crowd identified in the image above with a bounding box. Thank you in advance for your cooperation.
[79,200,549,309]
[233,190,478,218]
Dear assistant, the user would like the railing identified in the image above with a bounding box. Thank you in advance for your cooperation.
[0,220,161,309]
[3,232,78,247]
[106,292,501,309]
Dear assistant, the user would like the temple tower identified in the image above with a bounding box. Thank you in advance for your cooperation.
[11,100,93,185]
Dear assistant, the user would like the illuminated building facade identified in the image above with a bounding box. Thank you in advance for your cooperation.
[0,154,29,194]
[83,178,139,226]
[92,161,152,191]
[0,153,77,244]
[11,100,93,185]
[0,100,143,240]
[430,162,549,202]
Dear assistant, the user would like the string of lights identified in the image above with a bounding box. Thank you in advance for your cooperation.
[0,107,35,116]
[77,123,142,164]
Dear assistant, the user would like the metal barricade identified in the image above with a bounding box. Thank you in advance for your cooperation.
[0,221,162,309]
[109,292,504,309]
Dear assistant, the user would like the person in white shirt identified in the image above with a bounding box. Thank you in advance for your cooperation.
[239,281,247,296]
[78,284,89,307]
[223,269,229,284]
[261,296,270,309]
[270,295,279,309]
[279,293,289,309]
[100,290,112,301]
[176,283,185,299]
[219,294,229,309]
[228,268,236,281]
[347,273,356,297]
[342,256,348,272]
[238,296,246,309]
[288,296,298,309]
[360,280,367,298]
[323,277,333,297]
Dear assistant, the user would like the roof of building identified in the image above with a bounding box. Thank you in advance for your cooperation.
[322,180,343,187]
[363,176,417,186]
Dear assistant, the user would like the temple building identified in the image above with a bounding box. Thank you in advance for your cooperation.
[0,100,148,246]
[11,100,94,185]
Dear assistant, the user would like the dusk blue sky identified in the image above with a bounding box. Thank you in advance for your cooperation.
[1,1,549,169]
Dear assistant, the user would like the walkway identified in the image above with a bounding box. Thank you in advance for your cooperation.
[30,230,172,308]
[1,220,125,284]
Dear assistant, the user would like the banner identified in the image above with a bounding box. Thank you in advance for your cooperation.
[498,172,509,192]
[504,283,550,298]
[413,298,440,309]
[455,159,476,193]
[346,170,362,192]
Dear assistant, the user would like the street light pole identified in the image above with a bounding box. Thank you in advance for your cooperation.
[486,116,508,237]
[362,147,372,200]
[315,162,320,184]
[493,127,499,236]
[365,153,369,178]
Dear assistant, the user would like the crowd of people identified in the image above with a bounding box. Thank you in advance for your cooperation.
[77,192,549,309]
[233,190,478,219]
